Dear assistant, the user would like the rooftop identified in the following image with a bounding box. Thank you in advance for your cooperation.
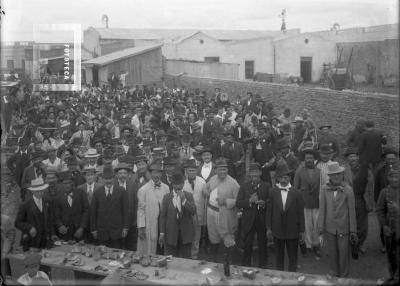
[82,44,162,66]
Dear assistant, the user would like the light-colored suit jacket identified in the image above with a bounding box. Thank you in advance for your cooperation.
[183,176,207,226]
[317,183,357,236]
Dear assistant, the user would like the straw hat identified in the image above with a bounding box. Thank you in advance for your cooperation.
[326,162,345,175]
[28,177,49,192]
[85,148,100,158]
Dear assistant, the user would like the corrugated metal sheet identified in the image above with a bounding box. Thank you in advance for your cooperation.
[82,44,162,66]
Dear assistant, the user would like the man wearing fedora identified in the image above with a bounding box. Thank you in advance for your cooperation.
[21,151,46,201]
[15,178,56,250]
[7,137,32,189]
[114,162,138,250]
[344,147,371,255]
[84,148,101,171]
[159,172,196,258]
[183,159,207,259]
[53,171,89,241]
[221,131,245,182]
[318,161,357,277]
[90,165,129,248]
[267,161,305,272]
[236,163,270,268]
[77,166,102,243]
[137,163,170,255]
[294,147,321,259]
[204,157,240,276]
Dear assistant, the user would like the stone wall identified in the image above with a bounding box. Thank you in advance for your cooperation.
[165,75,399,148]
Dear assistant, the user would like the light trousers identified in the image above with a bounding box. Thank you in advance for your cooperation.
[304,208,320,248]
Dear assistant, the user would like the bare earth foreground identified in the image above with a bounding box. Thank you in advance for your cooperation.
[0,151,389,282]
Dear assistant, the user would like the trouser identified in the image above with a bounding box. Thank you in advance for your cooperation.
[355,206,368,249]
[124,226,138,251]
[274,237,299,272]
[98,238,123,249]
[192,224,202,259]
[84,229,95,244]
[384,233,400,279]
[207,207,236,247]
[325,232,350,277]
[165,230,192,259]
[304,208,320,249]
[242,216,267,268]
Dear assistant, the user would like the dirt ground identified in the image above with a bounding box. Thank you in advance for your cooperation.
[1,151,390,282]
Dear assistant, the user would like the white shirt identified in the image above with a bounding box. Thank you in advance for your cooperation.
[317,160,333,189]
[33,196,43,212]
[119,180,127,190]
[201,162,212,180]
[105,185,113,196]
[87,183,95,194]
[277,183,291,210]
[17,271,52,286]
[42,157,61,168]
[67,193,73,207]
[172,190,182,213]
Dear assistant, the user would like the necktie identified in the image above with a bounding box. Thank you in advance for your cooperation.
[88,185,93,203]
[106,188,111,198]
[189,179,195,191]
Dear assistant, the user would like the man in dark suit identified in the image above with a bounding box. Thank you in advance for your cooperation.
[77,166,102,243]
[54,171,89,241]
[20,151,46,201]
[267,161,305,272]
[203,109,220,137]
[113,162,137,250]
[159,172,196,258]
[233,115,251,146]
[221,131,245,182]
[359,120,386,170]
[236,163,270,268]
[90,165,129,248]
[7,137,31,196]
[252,125,275,185]
[15,178,56,250]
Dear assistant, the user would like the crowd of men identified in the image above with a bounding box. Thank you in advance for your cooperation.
[1,83,399,284]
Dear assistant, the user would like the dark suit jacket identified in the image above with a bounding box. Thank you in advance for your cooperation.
[6,151,31,187]
[159,191,196,246]
[359,128,385,165]
[293,166,321,209]
[236,181,270,236]
[54,188,89,233]
[15,197,54,248]
[114,178,138,229]
[203,119,221,136]
[90,185,129,241]
[266,187,305,239]
[77,182,102,207]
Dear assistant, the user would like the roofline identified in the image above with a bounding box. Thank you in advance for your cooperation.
[82,44,163,66]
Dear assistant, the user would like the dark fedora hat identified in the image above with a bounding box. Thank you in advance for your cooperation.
[344,146,359,157]
[183,159,197,169]
[170,172,185,185]
[215,157,229,168]
[382,146,398,158]
[148,163,163,172]
[114,162,131,173]
[275,161,291,178]
[102,165,114,179]
[318,143,334,155]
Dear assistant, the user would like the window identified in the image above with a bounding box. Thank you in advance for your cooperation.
[21,60,25,70]
[7,60,14,69]
[199,39,204,44]
[245,60,254,79]
[204,57,219,63]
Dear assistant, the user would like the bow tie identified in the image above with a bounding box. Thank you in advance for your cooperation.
[280,189,288,192]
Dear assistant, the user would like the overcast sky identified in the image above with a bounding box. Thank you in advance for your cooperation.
[1,0,398,41]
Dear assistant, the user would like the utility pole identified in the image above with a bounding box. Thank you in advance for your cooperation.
[280,9,287,33]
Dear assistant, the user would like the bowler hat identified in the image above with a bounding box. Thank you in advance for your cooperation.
[326,162,345,175]
[184,159,197,169]
[382,146,398,158]
[170,172,185,185]
[114,162,131,173]
[344,146,359,157]
[59,171,73,182]
[319,143,334,155]
[102,165,114,179]
[300,147,319,161]
[275,161,291,177]
[215,157,228,168]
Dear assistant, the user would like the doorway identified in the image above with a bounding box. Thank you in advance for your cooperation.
[300,57,312,83]
[92,66,99,87]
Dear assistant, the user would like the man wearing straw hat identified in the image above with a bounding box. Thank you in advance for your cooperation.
[15,178,55,250]
[318,161,357,277]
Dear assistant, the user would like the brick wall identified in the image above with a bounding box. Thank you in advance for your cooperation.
[165,75,399,148]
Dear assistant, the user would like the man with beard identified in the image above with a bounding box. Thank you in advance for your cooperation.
[294,148,321,259]
[137,163,170,255]
[236,163,270,268]
[344,147,370,255]
[204,157,240,276]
